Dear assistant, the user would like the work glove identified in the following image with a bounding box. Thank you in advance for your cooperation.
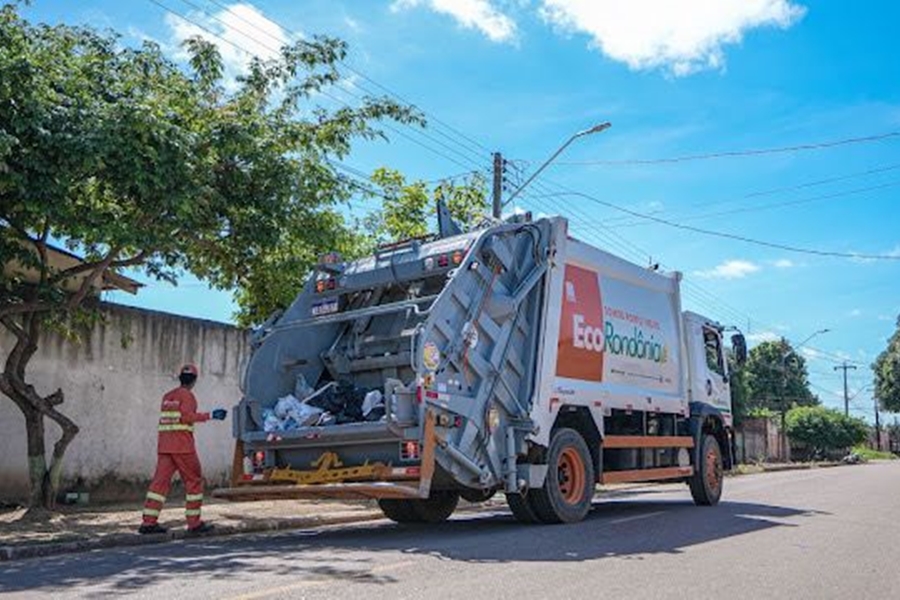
[211,408,228,421]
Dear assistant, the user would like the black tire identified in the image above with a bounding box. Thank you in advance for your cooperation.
[378,499,422,523]
[506,492,541,524]
[459,487,496,503]
[690,434,724,506]
[529,428,595,524]
[411,490,459,523]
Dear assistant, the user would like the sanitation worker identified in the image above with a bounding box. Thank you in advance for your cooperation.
[138,364,227,535]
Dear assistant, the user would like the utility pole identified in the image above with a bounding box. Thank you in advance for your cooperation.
[491,152,504,219]
[834,361,857,417]
[874,397,882,450]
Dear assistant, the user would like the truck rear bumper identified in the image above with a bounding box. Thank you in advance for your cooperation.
[212,481,423,502]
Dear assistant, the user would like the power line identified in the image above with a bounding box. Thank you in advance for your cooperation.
[199,0,491,158]
[554,131,900,166]
[599,179,900,229]
[152,1,488,174]
[535,187,900,261]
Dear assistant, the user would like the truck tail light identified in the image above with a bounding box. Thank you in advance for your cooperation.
[452,250,464,265]
[416,385,423,404]
[401,441,420,461]
[437,254,449,268]
[315,280,326,293]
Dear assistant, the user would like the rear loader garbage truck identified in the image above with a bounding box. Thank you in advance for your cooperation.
[214,209,748,524]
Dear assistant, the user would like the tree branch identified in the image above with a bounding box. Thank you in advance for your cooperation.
[47,249,147,286]
[65,246,123,310]
[0,301,57,320]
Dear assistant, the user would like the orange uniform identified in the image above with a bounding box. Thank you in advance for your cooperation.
[142,386,211,529]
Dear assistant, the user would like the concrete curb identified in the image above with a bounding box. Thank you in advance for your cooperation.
[0,511,385,563]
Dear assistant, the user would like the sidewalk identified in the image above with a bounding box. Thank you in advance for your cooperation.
[0,498,387,562]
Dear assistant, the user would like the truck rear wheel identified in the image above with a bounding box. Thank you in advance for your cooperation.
[378,499,421,523]
[530,428,595,524]
[411,491,460,523]
[506,492,540,524]
[378,491,460,524]
[690,434,723,506]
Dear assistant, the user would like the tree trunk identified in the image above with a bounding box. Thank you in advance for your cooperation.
[24,409,49,509]
[0,314,79,512]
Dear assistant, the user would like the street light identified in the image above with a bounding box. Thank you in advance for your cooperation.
[779,328,830,460]
[502,122,612,209]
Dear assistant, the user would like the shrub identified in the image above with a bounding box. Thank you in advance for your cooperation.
[785,406,868,457]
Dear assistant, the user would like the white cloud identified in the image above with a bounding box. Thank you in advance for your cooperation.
[164,3,289,84]
[391,0,517,43]
[800,347,821,360]
[694,259,761,280]
[538,0,806,75]
[773,258,794,268]
[747,331,779,344]
[849,309,862,317]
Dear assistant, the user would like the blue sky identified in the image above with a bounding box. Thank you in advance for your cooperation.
[24,1,900,420]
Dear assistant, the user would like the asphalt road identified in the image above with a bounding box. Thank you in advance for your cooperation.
[3,462,900,599]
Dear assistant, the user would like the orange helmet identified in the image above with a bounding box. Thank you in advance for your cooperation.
[180,364,199,377]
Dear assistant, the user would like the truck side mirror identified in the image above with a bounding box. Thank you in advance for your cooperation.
[731,333,748,366]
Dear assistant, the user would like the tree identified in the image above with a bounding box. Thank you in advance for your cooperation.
[363,168,489,245]
[233,167,490,327]
[744,339,818,413]
[0,4,419,510]
[727,349,751,425]
[785,405,868,457]
[873,315,900,413]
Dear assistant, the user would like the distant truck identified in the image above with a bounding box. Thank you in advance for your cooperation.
[215,210,747,524]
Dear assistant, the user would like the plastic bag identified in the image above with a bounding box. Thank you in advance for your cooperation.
[362,390,384,418]
[274,394,323,427]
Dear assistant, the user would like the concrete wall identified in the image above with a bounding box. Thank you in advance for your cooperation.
[0,303,249,502]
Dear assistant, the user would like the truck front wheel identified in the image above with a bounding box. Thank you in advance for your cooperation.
[530,428,595,524]
[689,434,723,506]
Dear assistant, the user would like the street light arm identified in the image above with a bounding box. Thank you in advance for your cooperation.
[503,122,611,208]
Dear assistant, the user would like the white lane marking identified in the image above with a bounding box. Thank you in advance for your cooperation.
[607,511,665,525]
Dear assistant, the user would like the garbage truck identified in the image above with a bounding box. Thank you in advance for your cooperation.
[214,208,747,524]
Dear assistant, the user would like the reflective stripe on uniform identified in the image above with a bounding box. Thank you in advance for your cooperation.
[160,411,181,418]
[158,424,194,432]
[185,509,202,516]
[146,491,166,503]
[143,508,161,517]
[185,494,203,502]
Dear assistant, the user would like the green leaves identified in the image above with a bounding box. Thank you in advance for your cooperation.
[363,168,489,245]
[785,405,868,454]
[742,340,818,415]
[0,3,424,328]
[873,315,900,413]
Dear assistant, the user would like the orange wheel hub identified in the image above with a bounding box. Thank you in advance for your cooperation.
[557,447,585,504]
[705,447,722,493]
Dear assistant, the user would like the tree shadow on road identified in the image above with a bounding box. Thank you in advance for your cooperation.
[320,498,829,564]
[0,499,827,596]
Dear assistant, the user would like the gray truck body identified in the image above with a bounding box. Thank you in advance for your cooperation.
[219,215,742,521]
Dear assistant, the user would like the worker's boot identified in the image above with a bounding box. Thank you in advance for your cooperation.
[138,523,168,535]
[187,521,214,535]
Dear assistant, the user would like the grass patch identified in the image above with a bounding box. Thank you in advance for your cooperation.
[852,446,897,461]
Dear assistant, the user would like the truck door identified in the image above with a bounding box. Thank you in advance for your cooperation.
[701,326,731,413]
[685,314,732,416]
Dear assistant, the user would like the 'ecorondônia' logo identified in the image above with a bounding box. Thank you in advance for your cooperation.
[556,265,604,381]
